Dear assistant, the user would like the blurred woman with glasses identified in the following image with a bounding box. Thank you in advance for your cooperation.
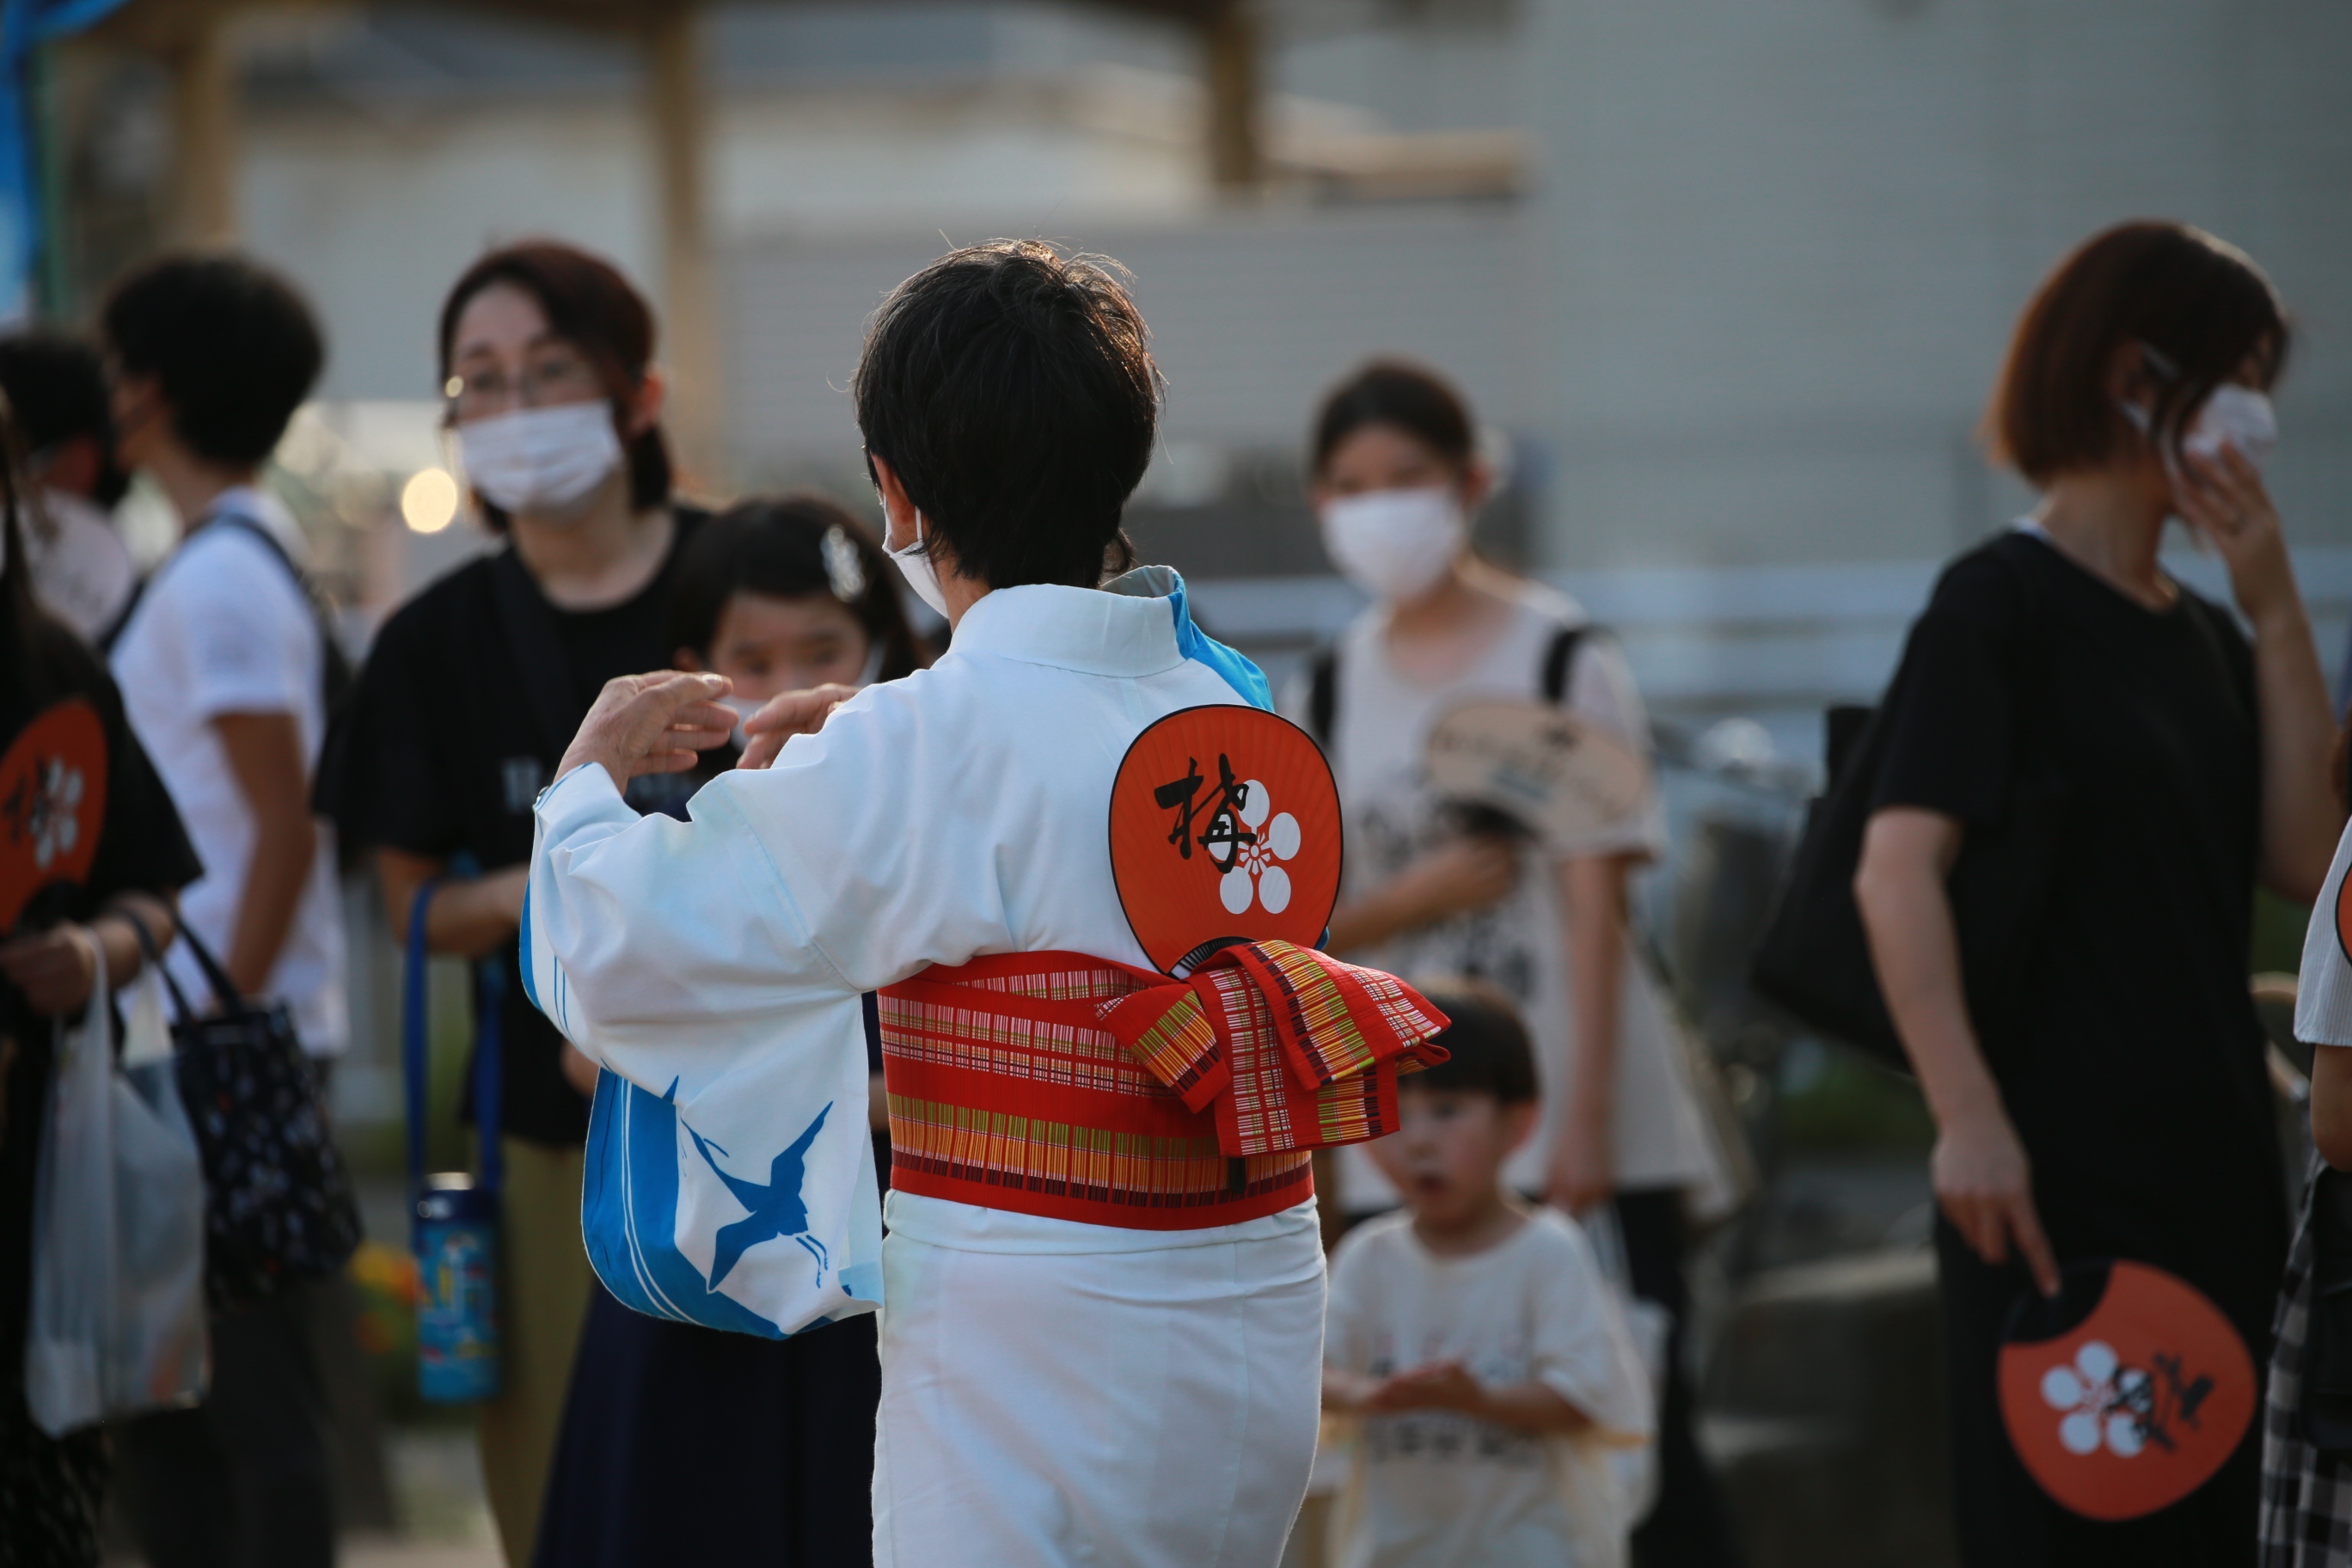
[316,241,714,1567]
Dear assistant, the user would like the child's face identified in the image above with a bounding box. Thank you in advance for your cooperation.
[688,591,873,704]
[1366,1083,1536,1232]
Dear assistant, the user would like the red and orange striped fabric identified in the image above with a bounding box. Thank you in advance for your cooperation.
[878,943,1448,1230]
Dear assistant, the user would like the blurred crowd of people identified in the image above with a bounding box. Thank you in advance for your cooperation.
[2,211,2349,1568]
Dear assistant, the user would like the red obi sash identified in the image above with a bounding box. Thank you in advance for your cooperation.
[877,940,1449,1230]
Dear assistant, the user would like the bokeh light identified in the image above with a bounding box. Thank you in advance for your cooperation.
[400,468,459,534]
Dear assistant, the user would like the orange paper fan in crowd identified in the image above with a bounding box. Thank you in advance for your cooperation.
[0,698,108,933]
[1109,705,1342,977]
[1996,1259,2253,1522]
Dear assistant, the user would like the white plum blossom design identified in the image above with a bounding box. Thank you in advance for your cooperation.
[31,757,83,871]
[2040,1340,2153,1459]
[1219,777,1302,916]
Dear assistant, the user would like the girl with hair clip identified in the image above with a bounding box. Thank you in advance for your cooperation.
[0,401,199,1566]
[1853,221,2337,1565]
[315,240,710,1567]
[530,493,926,1568]
[1287,358,1743,1567]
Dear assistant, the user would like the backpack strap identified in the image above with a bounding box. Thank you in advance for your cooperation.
[1540,624,1587,706]
[1307,646,1338,748]
[206,511,357,714]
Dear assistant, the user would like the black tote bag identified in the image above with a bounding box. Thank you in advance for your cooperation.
[1750,536,2065,1074]
[138,922,364,1307]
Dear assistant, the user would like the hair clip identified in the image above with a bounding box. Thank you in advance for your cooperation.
[822,524,867,603]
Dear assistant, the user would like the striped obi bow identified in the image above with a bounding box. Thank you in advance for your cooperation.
[877,942,1448,1230]
[1096,939,1451,1159]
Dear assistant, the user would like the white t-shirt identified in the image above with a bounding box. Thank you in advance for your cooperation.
[1325,1208,1655,1568]
[25,487,138,645]
[111,487,346,1055]
[1283,582,1727,1210]
[2298,823,2352,1050]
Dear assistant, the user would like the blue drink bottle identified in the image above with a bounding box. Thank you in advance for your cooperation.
[405,882,505,1403]
[413,1174,500,1401]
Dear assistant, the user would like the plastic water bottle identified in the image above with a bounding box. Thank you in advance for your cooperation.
[414,1173,499,1402]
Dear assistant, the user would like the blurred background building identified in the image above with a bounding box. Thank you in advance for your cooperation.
[13,4,2348,1563]
[28,0,2352,738]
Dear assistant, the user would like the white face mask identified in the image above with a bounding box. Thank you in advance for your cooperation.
[1318,486,1467,602]
[2181,384,2277,469]
[456,401,625,518]
[885,511,951,618]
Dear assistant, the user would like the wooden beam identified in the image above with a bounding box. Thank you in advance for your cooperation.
[168,9,238,245]
[644,3,724,494]
[1200,0,1260,193]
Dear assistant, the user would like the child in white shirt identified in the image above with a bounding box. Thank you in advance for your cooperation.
[1324,979,1655,1568]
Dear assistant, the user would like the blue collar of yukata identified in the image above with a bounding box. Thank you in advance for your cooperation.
[1103,565,1271,712]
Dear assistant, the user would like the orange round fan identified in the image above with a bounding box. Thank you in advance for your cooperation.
[1109,705,1342,977]
[1,698,108,933]
[1997,1259,2253,1522]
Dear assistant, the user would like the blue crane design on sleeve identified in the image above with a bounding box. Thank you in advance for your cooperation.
[578,1074,851,1339]
[683,1106,831,1289]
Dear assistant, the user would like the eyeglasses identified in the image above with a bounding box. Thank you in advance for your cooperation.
[444,354,602,420]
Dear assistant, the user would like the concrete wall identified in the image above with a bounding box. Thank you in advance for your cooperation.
[1523,0,2352,568]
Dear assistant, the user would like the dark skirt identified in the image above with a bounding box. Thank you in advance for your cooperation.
[533,1281,881,1568]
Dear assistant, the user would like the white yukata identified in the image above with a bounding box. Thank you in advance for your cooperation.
[524,573,1326,1567]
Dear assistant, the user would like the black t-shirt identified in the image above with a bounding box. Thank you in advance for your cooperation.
[315,513,703,1148]
[1870,530,2285,1326]
[3,603,204,1390]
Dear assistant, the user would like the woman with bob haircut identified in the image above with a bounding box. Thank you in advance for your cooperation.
[315,239,712,1566]
[514,240,1449,1566]
[1852,220,2338,1564]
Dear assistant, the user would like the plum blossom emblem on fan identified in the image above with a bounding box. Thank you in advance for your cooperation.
[4,755,84,871]
[2038,1338,2214,1461]
[1220,779,1301,915]
[1151,751,1304,915]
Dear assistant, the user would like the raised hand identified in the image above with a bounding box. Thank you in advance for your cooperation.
[736,684,861,771]
[558,671,736,790]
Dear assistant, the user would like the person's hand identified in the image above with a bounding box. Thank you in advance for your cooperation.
[737,685,861,771]
[1392,838,1518,928]
[1932,1104,2060,1296]
[487,867,530,930]
[2176,444,2296,628]
[1545,1114,1614,1217]
[0,923,100,1017]
[558,671,735,790]
[560,1041,600,1099]
[1365,1361,1485,1415]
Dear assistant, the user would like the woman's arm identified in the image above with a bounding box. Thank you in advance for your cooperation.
[2176,447,2342,901]
[215,710,317,996]
[1324,837,1516,957]
[2313,1045,2352,1172]
[1854,806,2060,1296]
[1547,852,1637,1215]
[377,848,528,960]
[1346,1361,1593,1436]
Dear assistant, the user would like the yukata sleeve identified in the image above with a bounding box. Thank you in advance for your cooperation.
[1531,1218,1656,1446]
[524,759,855,1088]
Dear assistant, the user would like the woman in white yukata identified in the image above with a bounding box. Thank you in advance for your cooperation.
[521,242,1436,1568]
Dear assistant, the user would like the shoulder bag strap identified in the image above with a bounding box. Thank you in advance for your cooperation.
[1540,624,1588,706]
[1307,646,1338,749]
[404,882,438,1222]
[208,512,355,711]
[402,884,506,1208]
